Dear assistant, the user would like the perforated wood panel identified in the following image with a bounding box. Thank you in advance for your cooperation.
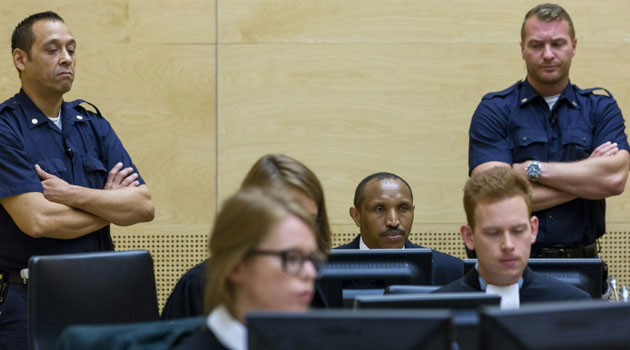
[408,232,468,260]
[112,232,209,312]
[599,231,630,295]
[334,232,360,248]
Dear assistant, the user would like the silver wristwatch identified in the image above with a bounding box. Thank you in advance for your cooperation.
[526,160,542,182]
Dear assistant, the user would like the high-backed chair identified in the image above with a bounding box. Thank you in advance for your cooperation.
[27,250,159,350]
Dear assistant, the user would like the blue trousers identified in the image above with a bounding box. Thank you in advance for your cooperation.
[0,283,27,350]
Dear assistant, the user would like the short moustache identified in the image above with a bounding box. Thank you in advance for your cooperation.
[381,229,405,236]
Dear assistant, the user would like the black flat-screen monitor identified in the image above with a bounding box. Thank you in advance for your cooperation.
[480,300,630,349]
[317,249,432,308]
[354,292,500,350]
[464,258,603,298]
[353,292,500,311]
[247,309,452,350]
[385,285,442,294]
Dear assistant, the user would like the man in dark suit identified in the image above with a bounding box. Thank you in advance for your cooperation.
[435,167,589,307]
[336,172,463,285]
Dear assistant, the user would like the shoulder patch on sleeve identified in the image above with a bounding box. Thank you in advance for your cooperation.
[481,81,520,101]
[68,99,103,118]
[578,87,613,98]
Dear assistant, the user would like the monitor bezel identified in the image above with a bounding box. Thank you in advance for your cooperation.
[317,248,433,308]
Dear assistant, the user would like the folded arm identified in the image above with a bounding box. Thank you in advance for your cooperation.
[0,192,108,239]
[57,185,154,226]
[528,183,577,211]
[36,164,155,226]
[512,145,629,200]
[534,150,629,199]
[471,162,577,211]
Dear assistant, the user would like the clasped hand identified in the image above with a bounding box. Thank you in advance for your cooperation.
[35,162,139,204]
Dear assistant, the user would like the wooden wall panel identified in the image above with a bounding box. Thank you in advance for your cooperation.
[129,0,215,44]
[219,0,525,43]
[219,1,630,44]
[218,43,524,232]
[0,0,215,45]
[69,44,216,233]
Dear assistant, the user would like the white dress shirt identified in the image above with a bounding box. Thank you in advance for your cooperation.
[206,305,247,350]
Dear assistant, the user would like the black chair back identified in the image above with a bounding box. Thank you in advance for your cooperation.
[27,250,159,350]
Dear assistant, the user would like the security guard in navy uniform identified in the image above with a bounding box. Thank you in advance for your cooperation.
[0,12,154,350]
[468,3,629,263]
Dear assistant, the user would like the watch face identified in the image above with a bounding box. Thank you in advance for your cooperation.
[527,161,541,180]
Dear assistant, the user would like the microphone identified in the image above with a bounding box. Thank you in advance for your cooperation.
[549,113,558,126]
[608,276,619,301]
[65,148,74,159]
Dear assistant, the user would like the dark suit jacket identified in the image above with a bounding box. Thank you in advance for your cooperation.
[434,266,591,302]
[335,235,464,285]
[173,325,228,350]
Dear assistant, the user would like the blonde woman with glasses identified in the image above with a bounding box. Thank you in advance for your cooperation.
[175,188,323,349]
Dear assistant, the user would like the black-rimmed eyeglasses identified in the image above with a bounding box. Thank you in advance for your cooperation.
[250,249,325,276]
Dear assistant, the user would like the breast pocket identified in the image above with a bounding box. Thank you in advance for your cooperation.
[82,156,108,189]
[561,132,592,161]
[35,158,67,177]
[509,130,548,163]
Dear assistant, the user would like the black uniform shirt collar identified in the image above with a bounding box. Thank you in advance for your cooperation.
[17,89,88,130]
[17,89,50,129]
[518,79,580,109]
[61,100,88,130]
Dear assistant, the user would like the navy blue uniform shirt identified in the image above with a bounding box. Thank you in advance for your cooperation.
[469,80,629,247]
[0,90,145,271]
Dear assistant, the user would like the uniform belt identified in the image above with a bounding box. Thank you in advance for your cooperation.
[530,243,597,258]
[0,269,28,285]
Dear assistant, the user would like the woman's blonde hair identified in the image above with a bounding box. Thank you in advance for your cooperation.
[204,187,315,315]
[241,154,332,253]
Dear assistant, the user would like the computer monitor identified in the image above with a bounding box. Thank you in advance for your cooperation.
[353,292,500,311]
[247,309,453,350]
[480,300,630,350]
[317,249,432,308]
[385,285,442,294]
[354,293,500,350]
[464,258,603,298]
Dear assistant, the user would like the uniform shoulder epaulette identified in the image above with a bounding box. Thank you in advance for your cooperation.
[481,81,520,101]
[0,96,19,114]
[68,99,103,118]
[578,87,613,98]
